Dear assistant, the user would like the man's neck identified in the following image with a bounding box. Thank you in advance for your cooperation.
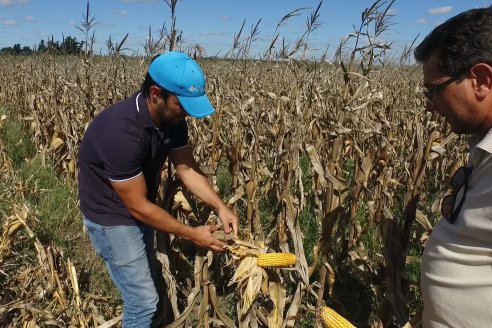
[146,97,161,127]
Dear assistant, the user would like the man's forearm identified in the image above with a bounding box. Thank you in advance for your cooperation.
[129,199,196,240]
[178,168,227,211]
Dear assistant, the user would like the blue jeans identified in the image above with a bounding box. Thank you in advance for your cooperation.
[83,216,159,328]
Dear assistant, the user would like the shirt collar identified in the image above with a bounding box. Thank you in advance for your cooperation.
[135,92,156,129]
[470,127,492,155]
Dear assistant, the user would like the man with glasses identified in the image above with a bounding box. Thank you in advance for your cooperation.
[414,8,492,327]
[78,52,239,327]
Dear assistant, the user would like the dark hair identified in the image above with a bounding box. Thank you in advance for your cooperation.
[140,72,172,99]
[414,7,492,76]
[140,54,172,99]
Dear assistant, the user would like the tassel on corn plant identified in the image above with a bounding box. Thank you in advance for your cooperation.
[320,306,356,328]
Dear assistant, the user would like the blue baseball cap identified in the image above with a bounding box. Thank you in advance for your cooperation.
[148,51,215,118]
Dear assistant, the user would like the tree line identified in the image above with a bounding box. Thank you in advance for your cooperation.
[0,36,84,55]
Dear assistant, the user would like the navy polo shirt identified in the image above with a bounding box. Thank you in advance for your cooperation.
[78,92,188,226]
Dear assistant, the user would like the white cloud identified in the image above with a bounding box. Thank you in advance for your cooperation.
[4,19,18,25]
[24,15,35,22]
[200,31,227,37]
[69,21,75,26]
[417,18,427,24]
[387,8,398,16]
[220,16,230,21]
[115,10,128,16]
[101,22,117,28]
[0,0,28,5]
[428,6,453,15]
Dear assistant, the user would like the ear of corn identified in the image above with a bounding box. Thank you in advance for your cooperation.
[320,306,356,328]
[256,252,297,268]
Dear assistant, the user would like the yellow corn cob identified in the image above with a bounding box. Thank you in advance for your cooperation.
[320,306,355,328]
[256,252,297,268]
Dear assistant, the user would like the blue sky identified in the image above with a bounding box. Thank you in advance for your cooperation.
[0,0,490,58]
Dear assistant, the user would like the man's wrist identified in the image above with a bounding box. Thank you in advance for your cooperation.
[180,225,196,242]
[215,200,230,211]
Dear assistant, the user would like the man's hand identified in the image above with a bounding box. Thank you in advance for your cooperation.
[190,225,226,252]
[217,205,239,237]
[170,146,239,237]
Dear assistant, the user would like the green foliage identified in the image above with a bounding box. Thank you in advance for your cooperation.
[0,36,84,55]
[216,162,232,198]
[405,246,423,316]
[299,154,313,192]
[296,308,316,327]
[18,158,79,247]
[299,205,319,263]
[0,44,34,55]
[0,115,36,166]
[358,202,378,259]
[343,158,356,186]
[298,154,320,263]
[420,175,442,225]
[0,110,118,298]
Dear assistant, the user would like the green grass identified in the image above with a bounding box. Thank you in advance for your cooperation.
[299,155,313,192]
[0,109,428,325]
[299,205,319,263]
[216,161,233,198]
[296,307,317,327]
[0,108,118,298]
[18,159,80,248]
[298,154,320,264]
[0,114,36,166]
[0,110,34,216]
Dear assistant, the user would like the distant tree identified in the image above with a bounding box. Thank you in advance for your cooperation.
[0,47,14,54]
[61,36,83,54]
[37,39,46,52]
[1,35,83,55]
[46,36,60,54]
[13,44,21,55]
[21,46,32,55]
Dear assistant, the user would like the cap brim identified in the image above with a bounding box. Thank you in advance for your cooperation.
[177,94,215,118]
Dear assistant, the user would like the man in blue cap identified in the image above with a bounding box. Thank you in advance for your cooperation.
[78,52,238,327]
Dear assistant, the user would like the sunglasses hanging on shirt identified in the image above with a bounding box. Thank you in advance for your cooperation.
[440,166,473,224]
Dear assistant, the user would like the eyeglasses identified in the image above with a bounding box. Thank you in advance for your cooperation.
[440,166,473,224]
[423,74,464,104]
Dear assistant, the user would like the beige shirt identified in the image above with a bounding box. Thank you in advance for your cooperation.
[421,128,492,327]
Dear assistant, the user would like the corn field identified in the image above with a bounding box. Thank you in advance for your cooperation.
[0,2,471,328]
[0,51,469,327]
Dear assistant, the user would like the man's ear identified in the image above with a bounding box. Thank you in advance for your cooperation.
[470,63,492,99]
[149,85,161,103]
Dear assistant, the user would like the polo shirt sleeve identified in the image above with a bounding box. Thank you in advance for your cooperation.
[171,120,189,149]
[95,128,143,181]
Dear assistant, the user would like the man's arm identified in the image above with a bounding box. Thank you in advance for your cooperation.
[110,175,226,252]
[170,146,239,236]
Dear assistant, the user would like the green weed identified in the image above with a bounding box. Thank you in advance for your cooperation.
[0,109,118,298]
[0,112,35,166]
[216,162,232,198]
